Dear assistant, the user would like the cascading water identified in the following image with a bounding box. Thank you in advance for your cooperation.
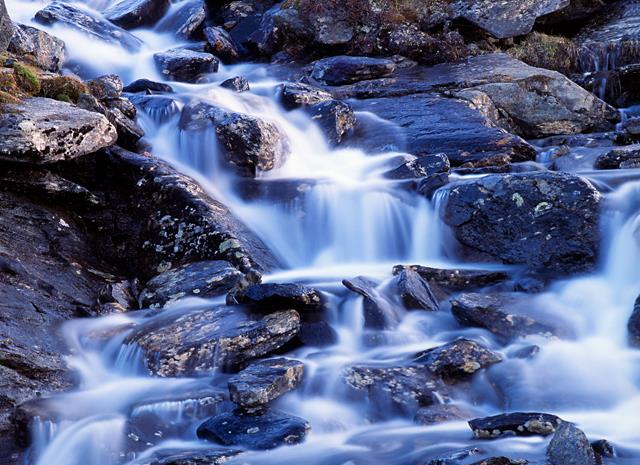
[7,0,640,464]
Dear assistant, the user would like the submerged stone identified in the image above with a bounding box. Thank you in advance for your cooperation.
[469,412,563,439]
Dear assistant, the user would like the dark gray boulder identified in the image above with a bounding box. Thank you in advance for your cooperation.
[8,24,65,72]
[595,148,640,170]
[310,56,396,85]
[154,48,218,83]
[127,449,242,465]
[179,100,290,177]
[0,0,12,52]
[0,98,117,164]
[204,26,240,63]
[384,153,450,180]
[450,293,567,341]
[87,74,123,100]
[343,276,400,329]
[547,422,597,465]
[280,82,332,110]
[228,358,304,408]
[139,260,244,308]
[395,267,439,311]
[229,282,326,313]
[441,172,602,274]
[304,99,355,145]
[414,338,502,382]
[197,409,310,449]
[34,1,142,51]
[414,404,473,426]
[156,0,206,40]
[470,458,527,465]
[123,79,173,94]
[628,295,640,347]
[469,412,563,439]
[125,306,301,376]
[220,76,249,92]
[104,0,171,29]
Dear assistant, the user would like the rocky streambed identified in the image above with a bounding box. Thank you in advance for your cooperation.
[2,1,640,465]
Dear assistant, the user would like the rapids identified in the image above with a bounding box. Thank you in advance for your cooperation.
[6,1,640,464]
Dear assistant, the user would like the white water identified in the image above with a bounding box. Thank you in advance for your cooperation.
[7,1,640,464]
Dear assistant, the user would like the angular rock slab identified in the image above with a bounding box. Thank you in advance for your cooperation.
[469,412,563,439]
[154,48,219,83]
[547,422,597,465]
[9,24,66,72]
[104,0,171,29]
[125,307,300,376]
[441,172,602,274]
[128,448,242,465]
[0,0,13,52]
[310,55,396,85]
[0,98,117,164]
[197,409,310,450]
[139,260,244,308]
[228,358,304,408]
[231,282,326,313]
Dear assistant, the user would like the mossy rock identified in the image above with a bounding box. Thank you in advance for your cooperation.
[40,76,88,103]
[0,90,20,104]
[13,63,41,95]
[0,69,17,94]
[508,32,579,75]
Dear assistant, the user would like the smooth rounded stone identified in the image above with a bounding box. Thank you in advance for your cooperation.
[414,404,473,426]
[595,148,640,169]
[451,0,568,39]
[343,365,444,412]
[204,26,240,63]
[153,48,219,83]
[450,293,567,342]
[0,0,12,52]
[124,306,301,376]
[310,56,396,86]
[220,76,249,92]
[343,276,401,329]
[280,82,332,110]
[107,96,137,119]
[384,153,450,180]
[304,99,355,145]
[87,74,123,100]
[469,412,563,439]
[104,0,170,29]
[124,79,174,94]
[8,24,65,72]
[470,458,527,465]
[34,1,142,51]
[627,295,640,347]
[414,338,502,382]
[230,282,326,313]
[441,172,602,274]
[591,439,616,459]
[156,0,206,40]
[179,100,290,177]
[139,260,244,309]
[417,172,450,199]
[228,358,304,408]
[0,97,117,164]
[128,448,242,465]
[197,409,310,450]
[547,422,597,465]
[395,267,439,311]
[298,320,338,347]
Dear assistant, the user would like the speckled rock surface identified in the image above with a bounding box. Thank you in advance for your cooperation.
[228,358,304,407]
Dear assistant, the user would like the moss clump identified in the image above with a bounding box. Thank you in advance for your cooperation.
[0,69,17,94]
[0,90,20,104]
[40,76,88,103]
[13,63,41,94]
[508,32,579,75]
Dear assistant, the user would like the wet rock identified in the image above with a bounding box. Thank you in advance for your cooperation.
[128,448,242,465]
[153,48,219,83]
[228,358,304,408]
[280,82,332,110]
[204,26,240,63]
[595,148,640,170]
[414,404,472,426]
[298,320,338,347]
[8,24,65,72]
[415,339,502,382]
[128,94,181,123]
[426,448,482,465]
[87,74,123,100]
[157,0,206,40]
[344,365,443,412]
[104,0,170,29]
[384,154,450,180]
[220,76,249,92]
[509,344,540,359]
[310,56,396,86]
[469,412,563,439]
[470,459,527,465]
[627,295,640,348]
[0,0,13,52]
[98,280,137,310]
[125,306,300,375]
[547,422,597,465]
[0,97,116,164]
[179,100,290,177]
[350,94,535,166]
[197,409,310,450]
[450,293,565,341]
[139,260,243,309]
[123,79,174,94]
[591,439,616,460]
[395,267,439,311]
[34,1,142,51]
[441,172,602,274]
[230,282,326,313]
[304,99,355,145]
[343,277,400,329]
[451,0,568,39]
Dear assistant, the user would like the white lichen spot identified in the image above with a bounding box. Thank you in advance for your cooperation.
[512,193,524,207]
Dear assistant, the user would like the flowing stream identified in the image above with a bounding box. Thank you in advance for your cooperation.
[7,1,640,464]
